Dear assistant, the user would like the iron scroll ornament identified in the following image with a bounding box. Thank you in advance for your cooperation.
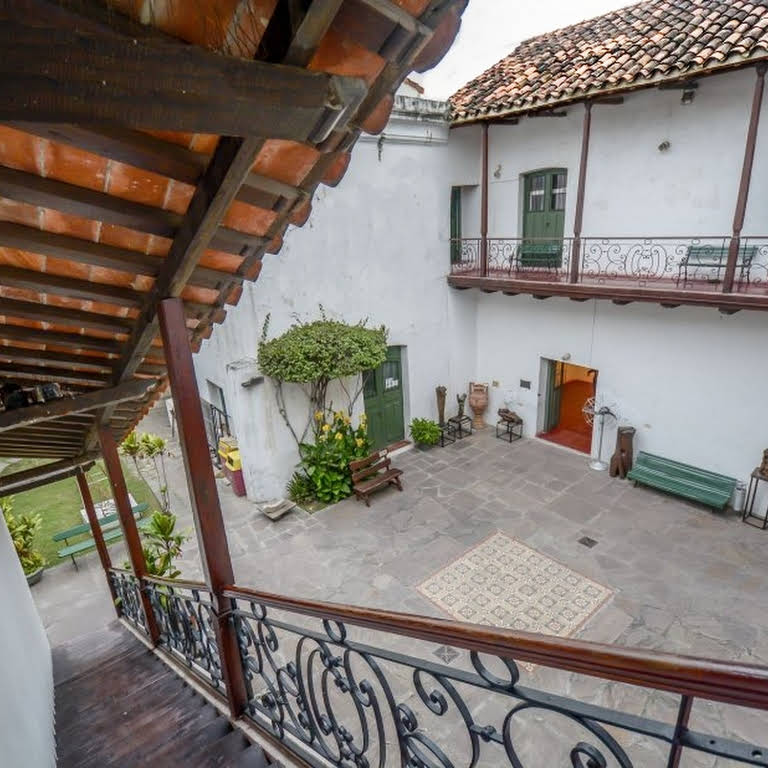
[229,599,650,768]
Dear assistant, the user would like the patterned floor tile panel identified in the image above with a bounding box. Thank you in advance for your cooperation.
[418,532,613,637]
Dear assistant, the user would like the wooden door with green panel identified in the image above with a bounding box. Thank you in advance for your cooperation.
[521,169,566,269]
[363,346,405,450]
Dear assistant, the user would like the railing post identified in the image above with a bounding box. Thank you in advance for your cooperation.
[724,62,766,293]
[480,122,489,276]
[666,694,693,768]
[75,467,120,616]
[98,426,160,644]
[570,101,592,283]
[157,296,248,719]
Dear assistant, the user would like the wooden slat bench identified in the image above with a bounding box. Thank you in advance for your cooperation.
[517,242,563,271]
[53,503,149,569]
[350,450,403,507]
[626,452,737,511]
[676,244,756,287]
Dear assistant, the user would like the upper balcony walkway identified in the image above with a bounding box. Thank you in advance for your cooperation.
[448,237,768,312]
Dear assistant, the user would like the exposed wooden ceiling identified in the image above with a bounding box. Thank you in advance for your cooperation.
[0,0,466,463]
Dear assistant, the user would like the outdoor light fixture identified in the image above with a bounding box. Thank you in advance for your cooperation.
[493,164,502,178]
[681,85,697,105]
[658,140,671,152]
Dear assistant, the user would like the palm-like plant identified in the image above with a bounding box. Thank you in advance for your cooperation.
[121,431,171,512]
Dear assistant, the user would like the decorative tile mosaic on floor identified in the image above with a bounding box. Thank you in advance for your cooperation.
[418,532,613,637]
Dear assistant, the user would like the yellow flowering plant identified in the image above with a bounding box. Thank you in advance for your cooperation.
[298,412,371,503]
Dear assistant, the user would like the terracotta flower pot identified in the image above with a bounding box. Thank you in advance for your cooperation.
[468,382,489,429]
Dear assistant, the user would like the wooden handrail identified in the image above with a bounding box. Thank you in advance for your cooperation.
[223,583,768,710]
[142,574,209,592]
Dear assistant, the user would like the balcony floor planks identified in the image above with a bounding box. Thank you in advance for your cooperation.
[53,621,270,768]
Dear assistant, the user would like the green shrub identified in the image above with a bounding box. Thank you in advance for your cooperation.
[286,471,314,505]
[409,418,441,446]
[125,511,187,579]
[2,496,45,575]
[299,412,371,503]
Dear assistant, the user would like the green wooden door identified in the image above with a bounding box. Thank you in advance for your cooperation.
[543,359,564,433]
[363,346,405,449]
[522,169,566,267]
[450,186,462,263]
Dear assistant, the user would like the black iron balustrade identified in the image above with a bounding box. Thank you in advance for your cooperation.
[144,575,225,692]
[202,399,232,467]
[449,235,768,296]
[218,585,768,768]
[109,567,146,633]
[448,237,482,274]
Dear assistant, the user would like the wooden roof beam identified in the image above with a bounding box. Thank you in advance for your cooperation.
[0,363,108,385]
[0,322,122,354]
[0,346,114,372]
[0,379,153,433]
[0,462,94,495]
[0,11,368,143]
[0,296,132,335]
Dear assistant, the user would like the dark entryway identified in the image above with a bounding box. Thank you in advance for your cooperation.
[538,360,596,454]
[364,346,405,449]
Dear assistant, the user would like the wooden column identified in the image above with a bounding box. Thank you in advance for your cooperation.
[724,63,767,293]
[98,426,160,644]
[480,122,489,276]
[570,101,593,283]
[75,467,119,615]
[157,297,248,718]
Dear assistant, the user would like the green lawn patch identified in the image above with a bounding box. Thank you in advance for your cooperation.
[0,458,160,568]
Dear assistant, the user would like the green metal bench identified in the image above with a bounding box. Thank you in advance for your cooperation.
[517,242,563,271]
[627,452,737,511]
[677,244,756,287]
[53,503,150,568]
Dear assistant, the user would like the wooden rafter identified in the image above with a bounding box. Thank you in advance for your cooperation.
[0,10,367,142]
[0,379,152,433]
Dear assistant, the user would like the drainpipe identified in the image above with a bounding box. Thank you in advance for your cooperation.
[724,62,766,293]
[570,101,592,283]
[480,122,489,276]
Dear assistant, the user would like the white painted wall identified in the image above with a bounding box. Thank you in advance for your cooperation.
[0,515,55,768]
[474,294,768,491]
[195,97,477,501]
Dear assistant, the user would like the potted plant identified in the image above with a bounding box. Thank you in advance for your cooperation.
[1,496,45,585]
[410,418,441,449]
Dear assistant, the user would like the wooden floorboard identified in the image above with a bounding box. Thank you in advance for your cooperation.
[54,621,271,768]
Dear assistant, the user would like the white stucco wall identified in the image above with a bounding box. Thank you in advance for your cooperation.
[0,515,55,768]
[474,294,768,491]
[195,101,477,501]
[481,66,767,239]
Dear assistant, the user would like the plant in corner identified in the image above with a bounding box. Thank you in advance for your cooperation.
[1,495,45,583]
[298,411,372,503]
[286,471,315,506]
[410,418,441,447]
[124,511,188,579]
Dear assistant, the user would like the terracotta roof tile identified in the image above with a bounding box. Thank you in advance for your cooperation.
[451,0,768,122]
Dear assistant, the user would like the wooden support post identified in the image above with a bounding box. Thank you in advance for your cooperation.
[570,101,592,283]
[724,63,766,293]
[98,427,160,644]
[157,297,248,719]
[75,467,119,616]
[480,122,489,276]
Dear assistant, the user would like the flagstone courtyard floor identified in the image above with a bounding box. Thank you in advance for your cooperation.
[32,405,768,764]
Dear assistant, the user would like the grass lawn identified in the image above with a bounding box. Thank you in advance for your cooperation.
[1,458,160,569]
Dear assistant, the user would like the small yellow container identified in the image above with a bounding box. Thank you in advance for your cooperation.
[217,436,238,461]
[224,449,241,472]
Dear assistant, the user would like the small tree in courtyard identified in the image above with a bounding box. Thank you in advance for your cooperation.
[258,308,388,445]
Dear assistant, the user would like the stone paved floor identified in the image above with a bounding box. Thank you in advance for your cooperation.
[32,406,768,765]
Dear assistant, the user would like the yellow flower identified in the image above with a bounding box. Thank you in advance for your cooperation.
[335,432,343,441]
[318,434,326,442]
[355,438,364,448]
[314,411,324,421]
[359,413,367,425]
[322,424,331,433]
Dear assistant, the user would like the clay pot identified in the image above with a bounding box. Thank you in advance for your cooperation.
[468,382,489,429]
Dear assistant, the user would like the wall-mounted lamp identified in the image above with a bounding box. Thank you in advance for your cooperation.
[493,164,502,179]
[658,140,671,153]
[681,86,697,105]
[562,353,571,361]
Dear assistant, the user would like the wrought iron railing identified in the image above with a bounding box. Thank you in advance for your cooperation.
[220,584,768,768]
[110,568,768,767]
[109,567,146,633]
[202,399,231,467]
[144,575,225,693]
[449,236,768,296]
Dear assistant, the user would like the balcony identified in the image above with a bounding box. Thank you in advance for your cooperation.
[448,237,768,312]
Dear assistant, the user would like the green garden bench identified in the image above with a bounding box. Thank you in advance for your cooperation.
[677,244,756,287]
[517,242,563,271]
[627,452,737,512]
[53,503,150,569]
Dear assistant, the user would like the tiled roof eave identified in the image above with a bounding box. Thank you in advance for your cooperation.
[450,49,768,126]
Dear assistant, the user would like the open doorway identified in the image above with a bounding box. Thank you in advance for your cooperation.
[538,360,597,454]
